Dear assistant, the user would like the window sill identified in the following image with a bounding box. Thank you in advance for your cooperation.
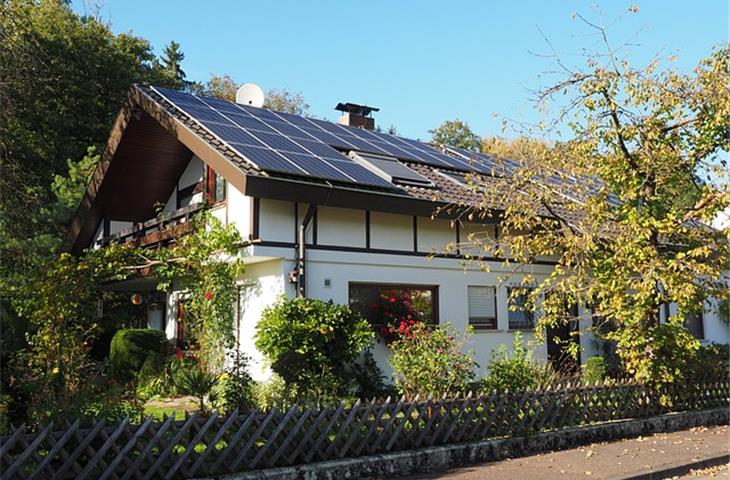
[507,328,535,332]
[470,326,502,332]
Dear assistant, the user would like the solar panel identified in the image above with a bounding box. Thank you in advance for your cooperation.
[351,152,433,187]
[152,86,398,190]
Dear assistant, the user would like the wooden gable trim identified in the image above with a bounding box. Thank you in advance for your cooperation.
[63,86,249,254]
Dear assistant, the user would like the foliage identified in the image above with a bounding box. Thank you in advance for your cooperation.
[213,351,256,412]
[109,328,166,382]
[481,332,542,392]
[255,297,374,403]
[136,352,172,400]
[343,351,394,400]
[375,289,430,342]
[448,11,729,385]
[582,356,608,385]
[685,342,730,381]
[253,374,298,411]
[0,0,181,300]
[190,74,309,115]
[172,361,219,413]
[153,213,245,371]
[429,119,481,150]
[158,41,188,89]
[389,322,476,398]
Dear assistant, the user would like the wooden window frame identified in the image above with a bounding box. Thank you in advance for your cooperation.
[205,165,227,206]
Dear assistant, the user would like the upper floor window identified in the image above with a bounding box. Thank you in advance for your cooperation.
[349,283,438,327]
[206,166,226,204]
[468,286,497,329]
[508,287,534,330]
[684,310,705,340]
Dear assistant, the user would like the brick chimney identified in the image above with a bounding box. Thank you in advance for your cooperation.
[335,102,379,131]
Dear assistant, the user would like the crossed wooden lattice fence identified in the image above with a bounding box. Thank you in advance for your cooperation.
[1,379,728,479]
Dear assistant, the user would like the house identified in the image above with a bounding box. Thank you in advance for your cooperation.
[63,85,729,380]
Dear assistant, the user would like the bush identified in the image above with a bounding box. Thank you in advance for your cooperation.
[253,374,298,411]
[583,356,608,384]
[686,342,729,381]
[173,362,219,413]
[213,351,256,412]
[482,332,541,392]
[109,328,166,382]
[389,322,476,398]
[255,297,374,402]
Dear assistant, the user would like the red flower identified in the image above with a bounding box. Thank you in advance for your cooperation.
[370,303,378,309]
[380,326,388,335]
[398,325,405,334]
[204,291,214,301]
[408,319,415,325]
[389,297,396,303]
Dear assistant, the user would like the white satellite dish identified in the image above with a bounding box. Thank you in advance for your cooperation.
[236,83,265,108]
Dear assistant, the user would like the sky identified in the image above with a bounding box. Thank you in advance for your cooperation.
[72,1,728,141]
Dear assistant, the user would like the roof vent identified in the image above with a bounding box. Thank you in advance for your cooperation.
[335,102,379,130]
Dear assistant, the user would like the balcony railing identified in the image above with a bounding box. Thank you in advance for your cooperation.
[96,203,205,249]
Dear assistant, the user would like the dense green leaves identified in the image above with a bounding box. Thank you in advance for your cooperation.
[255,297,374,403]
[429,119,481,150]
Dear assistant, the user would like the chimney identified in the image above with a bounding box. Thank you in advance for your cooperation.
[335,102,379,131]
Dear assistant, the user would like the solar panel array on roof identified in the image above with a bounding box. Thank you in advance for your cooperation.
[150,86,497,186]
[152,86,394,189]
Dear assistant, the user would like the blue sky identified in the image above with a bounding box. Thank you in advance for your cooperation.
[73,1,727,141]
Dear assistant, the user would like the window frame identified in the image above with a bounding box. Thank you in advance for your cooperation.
[348,282,439,328]
[205,165,227,205]
[684,310,705,340]
[467,285,498,330]
[507,287,535,330]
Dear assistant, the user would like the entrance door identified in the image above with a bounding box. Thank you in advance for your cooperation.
[546,304,581,373]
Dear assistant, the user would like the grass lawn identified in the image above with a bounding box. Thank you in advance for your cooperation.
[144,396,199,420]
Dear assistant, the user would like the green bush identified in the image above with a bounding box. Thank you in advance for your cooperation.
[390,322,477,398]
[253,374,297,410]
[255,297,374,402]
[109,328,166,382]
[213,352,256,412]
[482,332,541,392]
[173,362,220,413]
[583,356,608,384]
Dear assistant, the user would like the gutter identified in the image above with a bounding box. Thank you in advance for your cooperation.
[296,181,334,298]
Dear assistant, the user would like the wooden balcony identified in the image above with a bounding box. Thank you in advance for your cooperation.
[96,203,204,249]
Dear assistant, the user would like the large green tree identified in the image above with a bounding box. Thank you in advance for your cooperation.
[0,0,181,294]
[454,26,729,385]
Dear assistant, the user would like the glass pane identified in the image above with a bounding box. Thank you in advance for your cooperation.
[508,288,534,329]
[214,173,226,202]
[348,284,435,326]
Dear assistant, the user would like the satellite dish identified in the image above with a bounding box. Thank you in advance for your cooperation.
[236,83,265,108]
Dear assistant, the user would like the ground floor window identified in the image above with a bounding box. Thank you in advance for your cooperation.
[349,283,438,327]
[684,311,705,339]
[508,287,534,330]
[468,286,497,329]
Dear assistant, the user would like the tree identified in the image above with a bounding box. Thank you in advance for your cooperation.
[0,1,181,298]
[429,119,481,150]
[191,75,310,116]
[159,41,187,89]
[450,18,729,385]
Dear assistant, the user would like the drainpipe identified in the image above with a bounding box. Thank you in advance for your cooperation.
[297,205,317,297]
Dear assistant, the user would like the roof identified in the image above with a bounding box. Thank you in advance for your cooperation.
[62,85,543,253]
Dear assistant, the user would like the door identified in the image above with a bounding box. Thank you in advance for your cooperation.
[546,304,581,373]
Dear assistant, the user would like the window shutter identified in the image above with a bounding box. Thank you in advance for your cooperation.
[468,286,497,328]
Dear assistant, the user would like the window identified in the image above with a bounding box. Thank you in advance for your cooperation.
[349,283,438,327]
[206,166,226,204]
[508,287,534,330]
[468,286,497,329]
[685,311,705,339]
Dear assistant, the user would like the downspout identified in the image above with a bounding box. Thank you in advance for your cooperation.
[296,181,334,298]
[297,205,317,297]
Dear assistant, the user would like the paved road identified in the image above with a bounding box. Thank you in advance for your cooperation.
[402,425,729,480]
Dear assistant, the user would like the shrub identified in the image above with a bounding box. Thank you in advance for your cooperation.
[389,322,476,398]
[253,374,297,410]
[109,328,166,382]
[583,356,608,384]
[213,351,256,412]
[686,342,729,381]
[173,362,220,413]
[255,297,374,402]
[482,331,541,392]
[344,351,395,399]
